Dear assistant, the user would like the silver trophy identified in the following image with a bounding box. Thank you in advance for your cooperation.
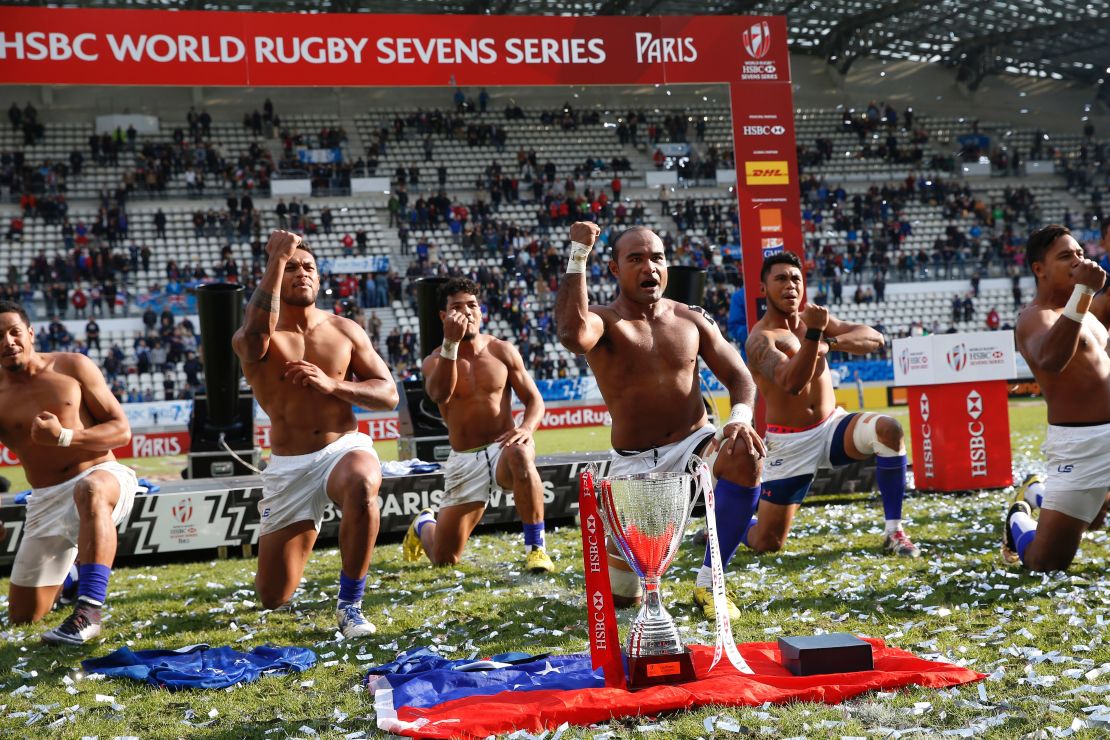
[597,471,697,687]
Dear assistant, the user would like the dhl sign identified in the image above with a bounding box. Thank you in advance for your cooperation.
[744,160,789,185]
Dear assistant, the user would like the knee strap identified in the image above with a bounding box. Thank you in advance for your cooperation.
[852,414,904,457]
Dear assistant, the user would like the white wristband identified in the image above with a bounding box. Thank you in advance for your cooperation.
[566,241,592,274]
[714,403,754,440]
[440,339,459,360]
[57,427,74,447]
[1063,283,1096,323]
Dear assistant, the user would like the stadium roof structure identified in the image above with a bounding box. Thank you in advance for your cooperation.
[21,0,1110,93]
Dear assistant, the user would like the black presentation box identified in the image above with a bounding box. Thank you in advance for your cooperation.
[777,633,874,676]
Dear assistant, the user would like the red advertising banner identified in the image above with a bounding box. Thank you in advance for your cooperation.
[905,380,1013,491]
[0,8,800,353]
[0,403,619,467]
[0,9,789,89]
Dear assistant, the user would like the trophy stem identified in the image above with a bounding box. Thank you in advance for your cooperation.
[627,576,683,657]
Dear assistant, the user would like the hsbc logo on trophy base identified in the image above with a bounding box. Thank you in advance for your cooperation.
[740,21,779,81]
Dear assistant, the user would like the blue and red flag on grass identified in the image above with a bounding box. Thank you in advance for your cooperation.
[368,639,984,739]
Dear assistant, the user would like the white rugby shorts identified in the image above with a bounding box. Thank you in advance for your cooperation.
[258,432,378,536]
[1042,422,1110,523]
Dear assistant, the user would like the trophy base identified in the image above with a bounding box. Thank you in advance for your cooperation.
[627,649,697,689]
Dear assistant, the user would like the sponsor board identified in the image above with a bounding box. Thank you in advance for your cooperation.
[0,403,616,466]
[0,453,608,567]
[744,160,789,185]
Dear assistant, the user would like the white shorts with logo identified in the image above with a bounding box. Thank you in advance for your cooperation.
[607,424,716,478]
[1042,423,1110,523]
[440,444,505,509]
[10,461,138,588]
[258,432,378,536]
[762,408,851,481]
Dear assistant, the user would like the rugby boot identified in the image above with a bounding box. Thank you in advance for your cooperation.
[336,602,377,638]
[1002,498,1033,567]
[883,529,921,558]
[42,600,102,646]
[525,548,554,574]
[693,586,741,622]
[403,508,433,562]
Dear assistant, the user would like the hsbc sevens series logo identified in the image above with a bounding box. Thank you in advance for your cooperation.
[740,21,778,80]
[899,348,910,376]
[743,21,771,59]
[171,497,194,524]
[946,342,968,372]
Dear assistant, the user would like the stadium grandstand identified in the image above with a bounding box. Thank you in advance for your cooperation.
[2,2,1110,738]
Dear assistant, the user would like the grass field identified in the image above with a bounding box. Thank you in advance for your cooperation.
[2,401,1109,738]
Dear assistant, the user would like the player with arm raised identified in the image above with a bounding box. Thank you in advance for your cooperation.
[745,251,919,557]
[233,230,398,637]
[402,278,553,573]
[555,222,764,621]
[0,300,137,644]
[1005,225,1110,570]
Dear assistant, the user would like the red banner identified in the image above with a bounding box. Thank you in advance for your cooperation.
[0,9,789,88]
[906,380,1013,491]
[578,469,625,688]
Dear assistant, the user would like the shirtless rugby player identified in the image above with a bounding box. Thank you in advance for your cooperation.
[1,300,137,645]
[1005,225,1110,571]
[402,277,553,573]
[745,251,920,557]
[556,222,764,621]
[233,230,398,637]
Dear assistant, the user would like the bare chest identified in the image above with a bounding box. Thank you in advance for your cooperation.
[596,320,699,374]
[452,354,508,400]
[251,330,352,382]
[0,373,84,442]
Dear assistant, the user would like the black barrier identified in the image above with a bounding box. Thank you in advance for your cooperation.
[415,277,449,361]
[664,266,707,306]
[196,283,246,429]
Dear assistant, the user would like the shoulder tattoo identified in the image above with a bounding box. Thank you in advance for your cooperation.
[687,304,716,327]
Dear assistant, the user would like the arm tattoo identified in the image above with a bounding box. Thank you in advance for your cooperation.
[749,333,782,380]
[249,288,279,314]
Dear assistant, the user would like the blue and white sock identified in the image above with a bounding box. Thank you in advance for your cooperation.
[337,571,366,608]
[876,453,907,535]
[1023,480,1045,509]
[523,521,546,552]
[77,563,111,607]
[414,510,436,536]
[1010,511,1037,562]
[696,480,760,588]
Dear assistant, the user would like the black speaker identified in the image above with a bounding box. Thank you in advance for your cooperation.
[415,277,448,360]
[395,379,451,462]
[665,266,707,306]
[196,283,245,429]
[186,393,260,478]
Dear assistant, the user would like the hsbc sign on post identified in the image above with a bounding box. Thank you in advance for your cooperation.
[897,332,1014,491]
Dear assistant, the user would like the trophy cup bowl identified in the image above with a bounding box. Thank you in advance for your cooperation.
[597,471,698,688]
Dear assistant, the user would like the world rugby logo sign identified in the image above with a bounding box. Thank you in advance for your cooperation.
[743,21,771,59]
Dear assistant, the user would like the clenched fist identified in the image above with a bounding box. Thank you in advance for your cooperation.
[266,230,303,262]
[442,308,470,342]
[801,303,829,331]
[1073,258,1107,293]
[31,411,64,446]
[569,221,601,249]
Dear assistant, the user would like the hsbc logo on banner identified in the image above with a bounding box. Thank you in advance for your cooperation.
[742,125,786,136]
[740,21,780,81]
[918,391,934,480]
[966,390,983,420]
[967,390,987,476]
[743,21,771,59]
[946,343,968,372]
